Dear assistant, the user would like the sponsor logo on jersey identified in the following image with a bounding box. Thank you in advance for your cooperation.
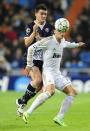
[26,28,31,34]
[53,53,61,58]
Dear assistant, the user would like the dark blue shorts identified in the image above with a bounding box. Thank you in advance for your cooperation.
[23,53,43,72]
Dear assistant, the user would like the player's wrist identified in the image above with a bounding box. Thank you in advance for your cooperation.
[32,31,37,36]
[26,65,33,72]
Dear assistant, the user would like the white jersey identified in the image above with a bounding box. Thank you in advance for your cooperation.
[27,35,79,72]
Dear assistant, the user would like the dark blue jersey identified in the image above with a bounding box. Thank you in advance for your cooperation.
[25,21,53,46]
[23,21,53,68]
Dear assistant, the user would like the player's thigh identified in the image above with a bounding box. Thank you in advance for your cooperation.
[32,66,42,81]
[29,69,35,81]
[29,66,42,81]
[42,70,55,88]
[55,75,71,91]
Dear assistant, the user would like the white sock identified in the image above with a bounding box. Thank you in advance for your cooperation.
[26,91,51,115]
[57,95,74,119]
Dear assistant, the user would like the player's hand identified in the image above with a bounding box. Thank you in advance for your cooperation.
[25,66,32,76]
[33,24,42,41]
[35,34,42,41]
[33,24,39,34]
[78,42,86,47]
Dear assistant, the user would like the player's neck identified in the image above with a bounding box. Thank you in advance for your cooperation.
[55,36,61,43]
[35,20,45,25]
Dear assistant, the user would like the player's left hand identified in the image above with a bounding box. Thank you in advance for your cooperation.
[78,42,86,47]
[25,66,32,76]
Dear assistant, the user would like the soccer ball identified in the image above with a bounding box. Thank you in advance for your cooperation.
[55,18,70,32]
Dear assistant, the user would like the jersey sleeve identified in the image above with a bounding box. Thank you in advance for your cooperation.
[63,41,79,48]
[25,24,33,37]
[27,38,48,68]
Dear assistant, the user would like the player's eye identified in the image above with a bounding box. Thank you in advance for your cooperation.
[41,13,47,16]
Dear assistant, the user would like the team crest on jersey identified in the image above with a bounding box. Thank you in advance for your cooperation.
[45,28,49,32]
[26,28,31,34]
[53,48,56,51]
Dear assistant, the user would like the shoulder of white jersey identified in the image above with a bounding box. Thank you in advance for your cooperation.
[35,36,53,48]
[61,37,69,48]
[40,36,53,43]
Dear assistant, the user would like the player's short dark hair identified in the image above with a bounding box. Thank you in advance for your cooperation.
[35,4,47,12]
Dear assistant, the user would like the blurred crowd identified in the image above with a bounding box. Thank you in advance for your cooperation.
[63,2,90,72]
[0,0,90,75]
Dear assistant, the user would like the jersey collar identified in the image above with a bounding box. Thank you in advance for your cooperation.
[34,20,46,30]
[53,35,64,45]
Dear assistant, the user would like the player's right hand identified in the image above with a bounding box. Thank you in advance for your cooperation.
[25,66,32,76]
[78,42,86,47]
[33,24,39,33]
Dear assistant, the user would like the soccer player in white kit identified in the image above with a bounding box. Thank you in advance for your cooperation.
[22,18,85,126]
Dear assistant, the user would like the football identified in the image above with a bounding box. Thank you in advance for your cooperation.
[55,18,70,32]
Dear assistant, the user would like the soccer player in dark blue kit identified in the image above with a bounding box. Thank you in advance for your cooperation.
[16,4,53,115]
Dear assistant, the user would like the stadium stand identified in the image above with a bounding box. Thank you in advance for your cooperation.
[0,0,90,76]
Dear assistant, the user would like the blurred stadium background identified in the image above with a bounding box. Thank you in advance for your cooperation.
[0,0,90,131]
[0,0,90,93]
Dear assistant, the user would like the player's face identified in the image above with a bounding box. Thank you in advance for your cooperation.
[54,30,66,40]
[35,10,47,24]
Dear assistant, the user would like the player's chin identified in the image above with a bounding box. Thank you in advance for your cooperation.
[60,35,64,39]
[42,19,46,22]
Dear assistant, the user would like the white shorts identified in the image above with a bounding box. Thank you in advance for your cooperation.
[42,70,71,91]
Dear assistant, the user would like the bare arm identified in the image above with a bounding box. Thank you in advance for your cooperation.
[24,32,36,47]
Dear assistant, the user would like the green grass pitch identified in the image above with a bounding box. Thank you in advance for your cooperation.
[0,91,90,131]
